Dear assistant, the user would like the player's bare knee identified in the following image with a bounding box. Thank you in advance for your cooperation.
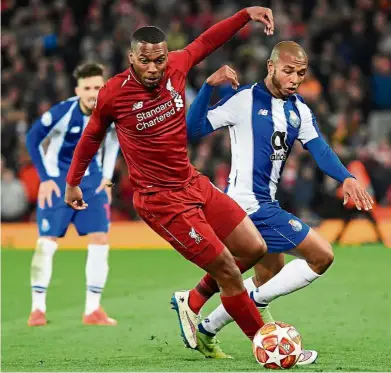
[248,236,267,266]
[89,233,108,246]
[214,256,243,291]
[315,243,334,274]
[323,244,334,269]
[259,236,267,256]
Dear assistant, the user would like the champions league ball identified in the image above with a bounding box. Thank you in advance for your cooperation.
[252,322,303,369]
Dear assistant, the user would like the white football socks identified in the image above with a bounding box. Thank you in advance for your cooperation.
[31,238,58,312]
[200,260,321,336]
[252,259,321,305]
[200,277,257,336]
[85,244,109,315]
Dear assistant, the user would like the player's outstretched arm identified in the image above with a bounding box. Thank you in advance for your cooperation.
[66,85,113,210]
[187,65,239,142]
[177,7,273,71]
[306,137,374,211]
[296,99,374,211]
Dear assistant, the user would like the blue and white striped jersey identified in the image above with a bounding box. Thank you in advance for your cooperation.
[26,96,119,182]
[205,82,321,213]
[187,81,353,215]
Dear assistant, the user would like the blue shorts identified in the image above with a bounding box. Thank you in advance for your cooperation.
[249,202,310,253]
[36,174,110,238]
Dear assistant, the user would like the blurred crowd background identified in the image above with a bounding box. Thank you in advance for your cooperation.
[2,0,391,225]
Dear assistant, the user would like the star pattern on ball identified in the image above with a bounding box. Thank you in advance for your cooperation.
[265,345,282,367]
[253,322,303,369]
[275,323,302,359]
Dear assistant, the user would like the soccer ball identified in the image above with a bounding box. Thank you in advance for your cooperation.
[253,321,302,369]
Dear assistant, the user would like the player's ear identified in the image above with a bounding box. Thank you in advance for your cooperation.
[267,59,274,76]
[75,86,80,97]
[128,50,134,65]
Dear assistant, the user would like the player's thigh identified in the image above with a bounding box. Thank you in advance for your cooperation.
[287,228,334,267]
[223,216,267,268]
[36,200,74,238]
[199,177,266,262]
[200,177,246,241]
[201,246,245,296]
[251,204,310,254]
[73,191,110,236]
[253,253,285,287]
[134,191,225,269]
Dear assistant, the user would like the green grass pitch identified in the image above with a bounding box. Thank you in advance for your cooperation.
[2,245,391,372]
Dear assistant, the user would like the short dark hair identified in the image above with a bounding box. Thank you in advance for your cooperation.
[131,26,166,50]
[73,62,104,80]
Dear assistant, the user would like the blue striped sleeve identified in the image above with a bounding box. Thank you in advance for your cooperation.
[306,136,354,183]
[186,82,215,142]
[25,102,69,181]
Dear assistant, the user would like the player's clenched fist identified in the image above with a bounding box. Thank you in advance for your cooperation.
[206,65,239,89]
[246,6,274,35]
[65,184,88,210]
[38,180,61,209]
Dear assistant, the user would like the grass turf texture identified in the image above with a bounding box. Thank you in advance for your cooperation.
[2,245,391,372]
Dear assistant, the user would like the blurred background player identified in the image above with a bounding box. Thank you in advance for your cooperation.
[64,7,277,348]
[184,42,373,359]
[25,63,120,327]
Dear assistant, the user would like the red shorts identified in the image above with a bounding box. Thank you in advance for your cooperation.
[133,174,246,268]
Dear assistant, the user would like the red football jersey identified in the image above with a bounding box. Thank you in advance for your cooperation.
[67,9,251,192]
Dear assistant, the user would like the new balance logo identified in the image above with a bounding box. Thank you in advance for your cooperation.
[189,227,203,244]
[258,109,268,116]
[132,101,143,110]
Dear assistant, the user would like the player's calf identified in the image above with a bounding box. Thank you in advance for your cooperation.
[172,249,243,349]
[205,249,244,296]
[203,248,264,340]
[187,217,268,315]
[251,229,333,306]
[308,242,334,275]
[252,253,285,287]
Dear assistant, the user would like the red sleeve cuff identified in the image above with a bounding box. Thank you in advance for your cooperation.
[238,8,251,22]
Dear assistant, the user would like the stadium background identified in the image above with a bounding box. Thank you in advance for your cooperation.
[2,1,391,372]
[1,0,391,244]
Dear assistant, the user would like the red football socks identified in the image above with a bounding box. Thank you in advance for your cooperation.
[188,274,219,314]
[221,290,264,340]
[188,259,249,314]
